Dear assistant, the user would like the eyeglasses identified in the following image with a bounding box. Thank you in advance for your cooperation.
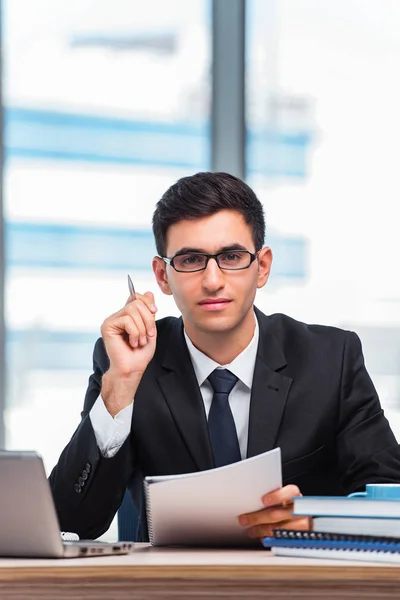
[162,250,257,273]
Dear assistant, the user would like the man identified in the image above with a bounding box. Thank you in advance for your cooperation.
[50,171,400,541]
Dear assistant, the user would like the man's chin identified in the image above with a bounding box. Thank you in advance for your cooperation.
[192,312,239,334]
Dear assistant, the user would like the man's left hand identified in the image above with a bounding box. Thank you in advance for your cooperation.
[238,484,311,539]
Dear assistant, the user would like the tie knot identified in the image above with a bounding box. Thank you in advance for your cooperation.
[207,369,238,395]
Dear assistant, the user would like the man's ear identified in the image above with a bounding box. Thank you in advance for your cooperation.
[152,256,173,295]
[256,246,273,289]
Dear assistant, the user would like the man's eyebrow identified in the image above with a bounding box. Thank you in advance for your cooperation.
[173,244,249,255]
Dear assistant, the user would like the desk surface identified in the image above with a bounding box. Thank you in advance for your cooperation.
[1,544,400,599]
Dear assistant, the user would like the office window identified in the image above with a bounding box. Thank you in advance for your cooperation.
[247,0,400,435]
[3,0,211,474]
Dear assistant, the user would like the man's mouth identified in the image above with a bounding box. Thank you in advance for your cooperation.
[198,299,232,311]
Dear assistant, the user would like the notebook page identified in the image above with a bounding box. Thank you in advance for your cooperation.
[144,447,282,546]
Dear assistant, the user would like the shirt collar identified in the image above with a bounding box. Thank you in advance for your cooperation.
[183,313,259,389]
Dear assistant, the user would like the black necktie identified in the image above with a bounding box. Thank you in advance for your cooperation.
[207,369,241,467]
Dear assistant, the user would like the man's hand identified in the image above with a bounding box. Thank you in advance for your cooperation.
[238,484,311,539]
[100,291,158,416]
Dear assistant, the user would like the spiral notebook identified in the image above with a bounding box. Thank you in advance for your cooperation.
[144,447,282,546]
[262,529,400,564]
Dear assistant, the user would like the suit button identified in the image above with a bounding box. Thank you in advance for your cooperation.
[78,476,85,486]
[85,463,91,473]
[74,484,81,493]
[82,469,88,480]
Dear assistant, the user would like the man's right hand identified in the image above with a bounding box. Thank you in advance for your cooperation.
[100,291,158,417]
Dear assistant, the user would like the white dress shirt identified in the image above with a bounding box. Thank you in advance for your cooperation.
[90,315,259,459]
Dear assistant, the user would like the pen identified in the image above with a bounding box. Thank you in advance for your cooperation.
[127,274,137,302]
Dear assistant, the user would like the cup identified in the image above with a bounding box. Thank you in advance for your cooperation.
[348,483,400,500]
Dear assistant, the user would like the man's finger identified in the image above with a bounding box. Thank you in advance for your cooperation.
[143,291,157,312]
[124,291,157,313]
[239,506,292,527]
[105,315,140,348]
[246,523,274,539]
[128,310,148,346]
[262,484,302,507]
[246,516,311,539]
[121,301,156,346]
[134,300,157,338]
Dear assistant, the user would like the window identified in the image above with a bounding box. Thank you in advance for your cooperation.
[247,0,400,435]
[3,0,211,473]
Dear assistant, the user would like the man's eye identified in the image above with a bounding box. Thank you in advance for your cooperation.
[222,253,241,261]
[181,254,203,264]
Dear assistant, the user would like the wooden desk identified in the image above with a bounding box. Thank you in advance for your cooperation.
[1,543,400,599]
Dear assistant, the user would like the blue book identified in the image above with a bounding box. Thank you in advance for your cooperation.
[293,484,400,519]
[262,529,400,563]
[313,516,400,538]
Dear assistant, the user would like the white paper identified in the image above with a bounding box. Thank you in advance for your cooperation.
[144,447,282,546]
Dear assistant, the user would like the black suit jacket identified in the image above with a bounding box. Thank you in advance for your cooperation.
[49,308,400,540]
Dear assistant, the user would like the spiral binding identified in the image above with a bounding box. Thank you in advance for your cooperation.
[270,529,400,554]
[144,481,154,545]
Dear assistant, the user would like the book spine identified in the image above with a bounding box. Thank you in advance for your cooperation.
[143,481,154,545]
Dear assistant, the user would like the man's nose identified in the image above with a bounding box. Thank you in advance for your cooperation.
[201,257,225,290]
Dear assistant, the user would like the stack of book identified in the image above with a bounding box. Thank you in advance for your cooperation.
[263,485,400,563]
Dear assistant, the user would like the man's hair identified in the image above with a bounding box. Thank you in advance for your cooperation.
[152,171,265,257]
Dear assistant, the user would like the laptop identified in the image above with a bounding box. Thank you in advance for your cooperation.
[0,450,134,558]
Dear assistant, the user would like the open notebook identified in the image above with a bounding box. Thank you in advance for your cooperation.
[144,447,282,546]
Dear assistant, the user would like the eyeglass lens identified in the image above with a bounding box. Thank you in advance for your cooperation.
[173,251,252,271]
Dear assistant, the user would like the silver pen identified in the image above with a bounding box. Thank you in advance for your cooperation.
[127,274,137,302]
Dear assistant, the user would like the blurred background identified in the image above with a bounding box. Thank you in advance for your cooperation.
[2,0,400,538]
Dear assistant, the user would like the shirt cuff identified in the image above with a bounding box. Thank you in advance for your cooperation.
[89,396,133,458]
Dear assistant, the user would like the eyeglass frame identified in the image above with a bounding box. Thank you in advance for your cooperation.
[161,249,259,273]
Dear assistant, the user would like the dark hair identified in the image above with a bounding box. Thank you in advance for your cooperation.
[152,171,265,256]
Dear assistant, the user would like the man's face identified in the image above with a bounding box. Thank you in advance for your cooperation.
[153,210,272,335]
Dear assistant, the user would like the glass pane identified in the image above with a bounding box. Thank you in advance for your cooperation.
[3,0,211,537]
[247,0,400,436]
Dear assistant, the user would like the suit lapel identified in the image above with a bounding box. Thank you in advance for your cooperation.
[247,309,293,458]
[157,318,214,471]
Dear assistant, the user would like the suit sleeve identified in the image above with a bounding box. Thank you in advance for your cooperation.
[336,331,400,492]
[49,338,135,539]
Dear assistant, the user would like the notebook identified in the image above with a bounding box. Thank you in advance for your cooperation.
[292,495,400,519]
[262,529,400,564]
[144,447,282,546]
[0,451,134,558]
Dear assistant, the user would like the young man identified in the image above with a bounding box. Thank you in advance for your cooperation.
[50,172,400,541]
